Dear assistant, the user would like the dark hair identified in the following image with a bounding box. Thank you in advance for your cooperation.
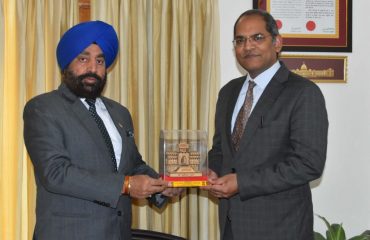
[233,9,279,41]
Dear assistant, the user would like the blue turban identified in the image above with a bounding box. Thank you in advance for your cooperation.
[56,21,119,70]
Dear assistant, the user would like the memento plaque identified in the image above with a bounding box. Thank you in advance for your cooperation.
[160,130,208,187]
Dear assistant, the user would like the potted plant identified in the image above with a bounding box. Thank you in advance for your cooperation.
[314,215,370,240]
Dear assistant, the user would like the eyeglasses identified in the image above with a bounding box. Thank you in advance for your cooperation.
[232,33,271,47]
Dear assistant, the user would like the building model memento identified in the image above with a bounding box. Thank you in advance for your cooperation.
[160,130,208,187]
[165,141,202,177]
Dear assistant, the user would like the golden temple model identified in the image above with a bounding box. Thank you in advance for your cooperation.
[165,141,202,177]
[291,62,334,78]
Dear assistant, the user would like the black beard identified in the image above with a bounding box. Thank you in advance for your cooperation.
[62,69,107,99]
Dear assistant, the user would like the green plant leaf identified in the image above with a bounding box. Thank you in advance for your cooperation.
[315,214,370,240]
[348,236,370,240]
[317,215,332,230]
[316,215,345,240]
[314,232,326,240]
[330,224,346,240]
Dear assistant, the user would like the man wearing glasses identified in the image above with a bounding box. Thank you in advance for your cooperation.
[202,9,328,240]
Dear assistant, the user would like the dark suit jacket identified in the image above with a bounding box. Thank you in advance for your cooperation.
[209,63,328,240]
[24,83,159,240]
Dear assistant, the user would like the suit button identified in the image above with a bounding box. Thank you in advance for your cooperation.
[117,211,122,216]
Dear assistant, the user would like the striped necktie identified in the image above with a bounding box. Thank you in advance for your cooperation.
[85,98,118,172]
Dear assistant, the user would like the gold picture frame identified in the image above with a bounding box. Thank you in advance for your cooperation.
[254,0,352,52]
[280,55,347,83]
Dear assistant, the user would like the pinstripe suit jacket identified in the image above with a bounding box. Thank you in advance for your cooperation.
[209,63,328,240]
[24,83,159,240]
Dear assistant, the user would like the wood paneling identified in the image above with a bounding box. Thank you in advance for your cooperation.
[79,0,91,22]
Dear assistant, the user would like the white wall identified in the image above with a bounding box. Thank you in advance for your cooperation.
[219,0,370,236]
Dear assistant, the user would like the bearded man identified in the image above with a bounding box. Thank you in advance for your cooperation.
[23,20,176,240]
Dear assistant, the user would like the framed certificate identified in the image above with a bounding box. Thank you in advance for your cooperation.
[253,0,352,52]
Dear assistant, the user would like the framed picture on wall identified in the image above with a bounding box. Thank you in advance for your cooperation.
[253,0,352,52]
[280,55,347,83]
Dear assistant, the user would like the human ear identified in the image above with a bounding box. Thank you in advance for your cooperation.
[274,35,283,53]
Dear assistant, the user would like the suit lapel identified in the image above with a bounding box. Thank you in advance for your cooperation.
[58,84,110,158]
[237,64,290,153]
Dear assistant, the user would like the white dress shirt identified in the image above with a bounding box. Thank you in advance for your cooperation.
[231,61,281,132]
[81,97,122,167]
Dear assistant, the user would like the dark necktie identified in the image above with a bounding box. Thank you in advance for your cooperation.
[231,80,256,151]
[85,98,118,172]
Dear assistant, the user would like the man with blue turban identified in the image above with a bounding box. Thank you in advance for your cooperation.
[24,20,177,240]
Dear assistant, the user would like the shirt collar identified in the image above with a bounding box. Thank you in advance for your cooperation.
[246,61,281,90]
[80,97,103,107]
